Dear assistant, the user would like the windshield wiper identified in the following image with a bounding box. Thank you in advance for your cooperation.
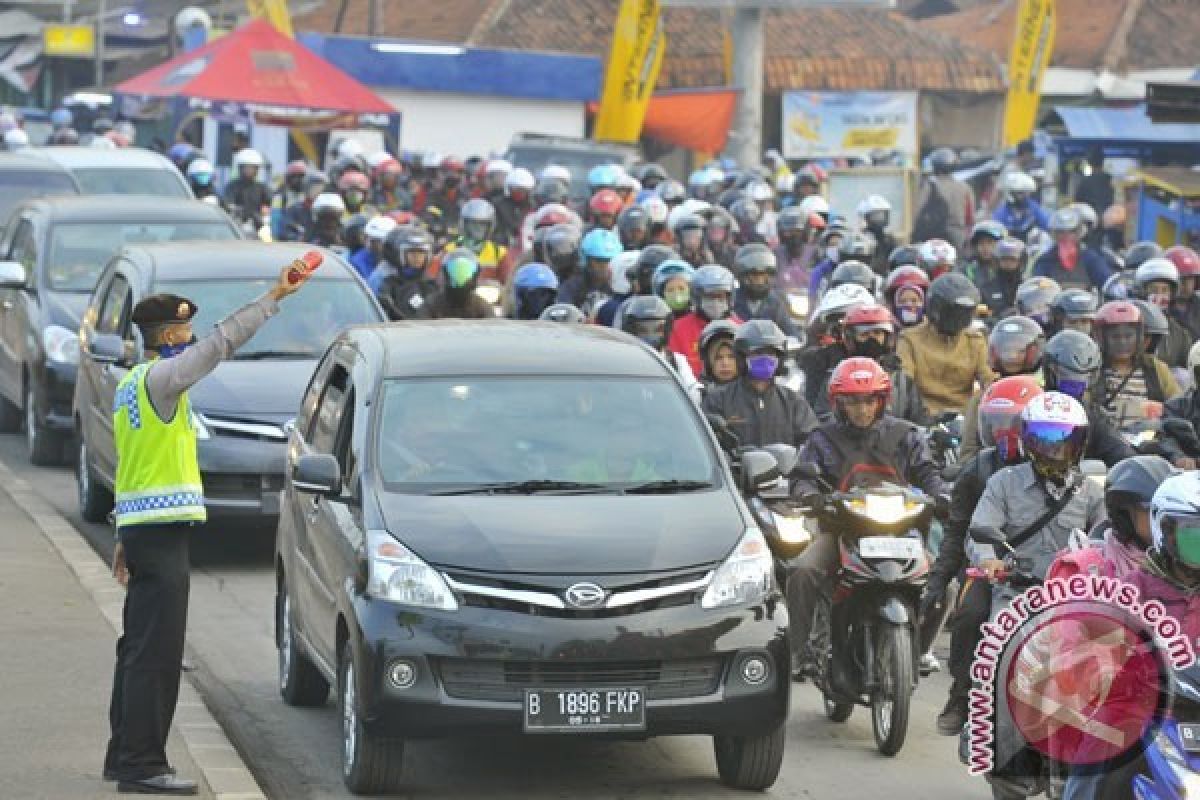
[232,350,317,360]
[621,479,714,494]
[429,480,614,496]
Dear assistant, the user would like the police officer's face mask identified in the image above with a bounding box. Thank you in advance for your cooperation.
[157,332,197,359]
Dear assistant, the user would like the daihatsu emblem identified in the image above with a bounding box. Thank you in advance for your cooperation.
[564,582,606,610]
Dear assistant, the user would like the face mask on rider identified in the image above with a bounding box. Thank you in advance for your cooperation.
[700,296,729,320]
[664,288,691,312]
[853,337,889,360]
[746,354,779,382]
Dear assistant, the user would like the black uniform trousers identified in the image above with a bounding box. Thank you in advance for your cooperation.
[947,573,991,699]
[104,523,192,781]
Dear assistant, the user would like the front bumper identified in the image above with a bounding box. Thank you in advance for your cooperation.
[348,596,790,740]
[197,436,285,521]
[38,360,78,432]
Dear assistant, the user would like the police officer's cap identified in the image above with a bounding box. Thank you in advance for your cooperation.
[132,294,198,331]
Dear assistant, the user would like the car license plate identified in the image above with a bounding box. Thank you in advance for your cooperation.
[858,536,922,560]
[1179,723,1200,753]
[523,687,645,733]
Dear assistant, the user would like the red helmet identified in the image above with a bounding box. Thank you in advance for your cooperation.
[884,265,930,300]
[371,157,402,178]
[806,212,826,232]
[978,375,1043,464]
[590,189,623,216]
[386,210,415,225]
[1095,300,1142,328]
[338,171,370,192]
[441,157,465,172]
[1165,245,1200,278]
[841,304,896,355]
[285,159,307,177]
[827,357,892,423]
[534,203,574,230]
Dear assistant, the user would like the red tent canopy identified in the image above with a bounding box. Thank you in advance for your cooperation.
[115,19,393,115]
[589,88,739,154]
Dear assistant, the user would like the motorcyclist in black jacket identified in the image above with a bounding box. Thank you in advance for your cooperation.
[377,226,438,321]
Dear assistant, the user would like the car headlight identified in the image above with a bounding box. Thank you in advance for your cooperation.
[772,513,812,547]
[701,527,773,610]
[190,411,210,440]
[366,529,458,611]
[43,325,80,365]
[846,493,924,526]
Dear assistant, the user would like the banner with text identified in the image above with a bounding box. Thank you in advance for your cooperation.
[782,91,918,162]
[1002,0,1056,147]
[593,0,665,144]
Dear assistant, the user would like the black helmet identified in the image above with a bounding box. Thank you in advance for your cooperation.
[658,180,687,206]
[634,244,679,295]
[533,177,569,207]
[621,295,673,349]
[1131,298,1169,345]
[734,319,787,358]
[732,243,777,276]
[830,260,877,292]
[1106,455,1178,547]
[987,315,1045,376]
[617,205,650,248]
[1123,241,1164,273]
[776,206,807,238]
[637,163,668,187]
[539,303,586,324]
[840,231,875,262]
[929,147,957,174]
[382,225,432,269]
[342,212,370,250]
[926,273,980,336]
[1043,329,1102,401]
[544,223,582,279]
[1050,288,1099,333]
[887,244,921,270]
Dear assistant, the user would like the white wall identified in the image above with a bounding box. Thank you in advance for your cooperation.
[376,88,585,159]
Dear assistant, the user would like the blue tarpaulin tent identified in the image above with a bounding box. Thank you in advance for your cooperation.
[1048,105,1200,163]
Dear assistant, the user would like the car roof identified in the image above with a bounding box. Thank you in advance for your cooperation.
[19,195,231,223]
[31,146,177,170]
[0,152,74,174]
[118,241,361,284]
[353,321,668,379]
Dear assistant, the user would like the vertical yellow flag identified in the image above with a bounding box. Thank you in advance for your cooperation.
[246,0,295,37]
[593,0,666,144]
[1002,0,1056,147]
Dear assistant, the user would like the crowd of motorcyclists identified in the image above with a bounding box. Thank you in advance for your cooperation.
[30,115,1200,797]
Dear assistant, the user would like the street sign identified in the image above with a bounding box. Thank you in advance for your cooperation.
[43,24,95,57]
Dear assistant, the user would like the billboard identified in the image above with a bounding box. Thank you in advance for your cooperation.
[782,90,918,161]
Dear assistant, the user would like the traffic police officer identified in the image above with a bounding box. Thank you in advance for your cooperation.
[104,260,309,794]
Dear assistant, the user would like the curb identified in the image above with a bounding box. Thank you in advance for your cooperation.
[0,460,269,800]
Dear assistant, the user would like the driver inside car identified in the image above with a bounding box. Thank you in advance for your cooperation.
[786,357,946,679]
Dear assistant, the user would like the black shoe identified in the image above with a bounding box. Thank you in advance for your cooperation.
[105,766,175,782]
[117,773,196,795]
[937,696,968,736]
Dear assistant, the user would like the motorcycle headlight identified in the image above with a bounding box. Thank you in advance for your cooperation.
[787,292,809,318]
[772,512,812,547]
[701,528,773,610]
[43,324,80,365]
[476,285,501,305]
[846,493,924,526]
[366,530,458,611]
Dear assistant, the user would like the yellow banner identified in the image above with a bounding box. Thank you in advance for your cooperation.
[1002,0,1056,147]
[246,0,294,37]
[43,24,95,57]
[593,0,665,144]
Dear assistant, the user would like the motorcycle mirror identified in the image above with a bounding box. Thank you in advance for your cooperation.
[762,443,799,476]
[740,450,781,492]
[969,526,1007,547]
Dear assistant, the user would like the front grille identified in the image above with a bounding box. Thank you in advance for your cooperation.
[436,657,725,702]
[443,569,711,618]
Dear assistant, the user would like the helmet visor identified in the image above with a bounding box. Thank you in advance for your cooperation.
[628,318,668,348]
[1023,420,1088,479]
[992,341,1037,375]
[1165,516,1200,568]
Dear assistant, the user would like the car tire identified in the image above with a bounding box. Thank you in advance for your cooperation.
[713,720,786,791]
[0,390,19,433]
[26,384,64,466]
[77,437,114,524]
[340,642,404,795]
[277,579,329,707]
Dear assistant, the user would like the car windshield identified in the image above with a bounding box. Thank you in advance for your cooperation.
[72,167,190,197]
[0,172,77,228]
[376,377,718,492]
[46,221,236,291]
[155,278,380,359]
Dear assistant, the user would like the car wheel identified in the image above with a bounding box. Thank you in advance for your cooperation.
[277,579,329,707]
[340,642,404,795]
[25,384,64,466]
[0,389,19,433]
[713,720,785,791]
[76,437,113,524]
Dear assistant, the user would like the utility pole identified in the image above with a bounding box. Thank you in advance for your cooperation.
[94,0,106,87]
[367,0,382,35]
[727,5,764,168]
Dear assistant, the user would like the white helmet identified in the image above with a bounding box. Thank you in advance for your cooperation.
[3,128,29,149]
[798,195,830,216]
[422,151,444,169]
[776,173,795,193]
[610,250,641,295]
[364,151,395,169]
[1003,171,1037,194]
[541,164,571,183]
[813,284,875,325]
[1020,391,1090,482]
[233,148,264,169]
[856,194,891,216]
[486,158,513,176]
[312,192,345,214]
[90,135,115,150]
[747,180,774,203]
[1150,471,1200,569]
[667,199,711,233]
[616,172,640,193]
[336,138,364,159]
[640,195,668,225]
[364,215,397,241]
[185,158,213,177]
[505,167,535,193]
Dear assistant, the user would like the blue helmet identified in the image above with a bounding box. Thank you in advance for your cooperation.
[580,228,623,261]
[651,259,695,296]
[513,262,559,291]
[50,107,73,128]
[442,250,480,289]
[587,164,620,191]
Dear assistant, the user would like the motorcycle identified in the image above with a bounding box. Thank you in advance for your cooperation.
[736,444,815,573]
[927,411,964,474]
[795,461,934,756]
[1130,665,1200,799]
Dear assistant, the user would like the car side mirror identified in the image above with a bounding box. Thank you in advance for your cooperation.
[292,453,343,496]
[969,525,1007,547]
[86,333,137,367]
[0,260,26,290]
[740,450,781,493]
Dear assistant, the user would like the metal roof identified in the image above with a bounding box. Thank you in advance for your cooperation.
[1052,105,1200,143]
